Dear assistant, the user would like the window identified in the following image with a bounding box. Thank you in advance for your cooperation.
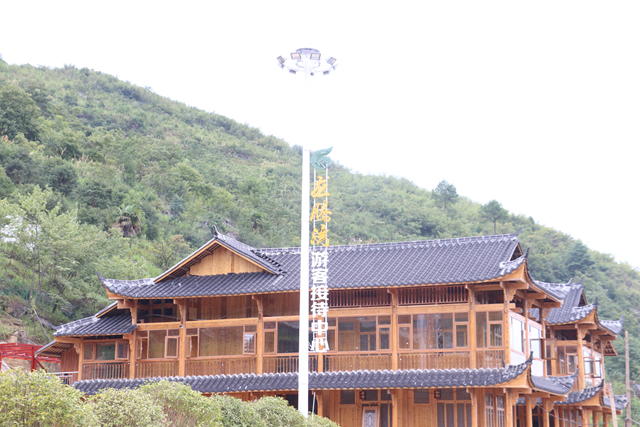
[137,299,178,323]
[340,390,355,405]
[136,329,181,359]
[510,317,525,353]
[336,317,391,352]
[436,388,471,427]
[400,314,468,350]
[485,393,495,427]
[477,312,503,349]
[556,345,578,375]
[414,390,430,404]
[83,341,129,361]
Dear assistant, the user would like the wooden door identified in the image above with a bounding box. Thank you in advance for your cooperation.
[362,407,379,427]
[339,407,358,427]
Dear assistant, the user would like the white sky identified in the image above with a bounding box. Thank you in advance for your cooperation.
[3,1,640,268]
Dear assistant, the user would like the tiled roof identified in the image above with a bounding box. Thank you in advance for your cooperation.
[603,394,627,411]
[532,279,574,301]
[35,340,72,358]
[547,284,594,325]
[530,370,578,395]
[54,310,136,337]
[73,360,531,395]
[600,317,624,335]
[556,381,602,405]
[101,272,282,298]
[100,233,528,298]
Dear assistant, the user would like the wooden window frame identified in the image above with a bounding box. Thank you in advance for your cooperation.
[83,341,129,362]
[477,310,504,349]
[135,329,180,360]
[398,313,469,352]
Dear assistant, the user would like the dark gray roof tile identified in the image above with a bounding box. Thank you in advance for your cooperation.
[603,394,627,411]
[600,316,624,335]
[530,370,578,395]
[54,311,136,337]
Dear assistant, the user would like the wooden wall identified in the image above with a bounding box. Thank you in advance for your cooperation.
[190,247,265,276]
[60,347,78,372]
[200,296,258,320]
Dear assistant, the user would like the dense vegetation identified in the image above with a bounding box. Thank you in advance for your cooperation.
[0,370,338,427]
[0,59,639,411]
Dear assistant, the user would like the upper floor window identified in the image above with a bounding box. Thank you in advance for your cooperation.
[84,341,129,362]
[477,311,503,349]
[399,313,468,350]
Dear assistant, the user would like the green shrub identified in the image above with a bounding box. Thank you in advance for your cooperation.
[213,394,265,427]
[0,369,97,427]
[88,387,164,427]
[306,415,341,427]
[138,380,222,427]
[252,396,305,427]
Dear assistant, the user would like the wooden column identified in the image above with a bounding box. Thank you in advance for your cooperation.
[542,399,551,427]
[604,413,611,427]
[178,299,187,377]
[593,411,602,427]
[390,289,398,370]
[576,326,586,390]
[525,396,533,427]
[316,391,324,417]
[468,284,477,369]
[502,282,511,365]
[129,330,137,379]
[524,298,530,357]
[470,389,479,427]
[254,295,264,374]
[582,408,590,427]
[504,389,516,427]
[391,389,400,427]
[478,389,486,427]
[76,341,84,381]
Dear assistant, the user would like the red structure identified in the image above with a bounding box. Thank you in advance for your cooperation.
[0,343,60,371]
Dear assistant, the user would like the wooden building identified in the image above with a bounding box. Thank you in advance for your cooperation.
[37,230,626,427]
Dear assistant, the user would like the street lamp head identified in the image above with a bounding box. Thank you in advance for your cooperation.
[277,48,337,77]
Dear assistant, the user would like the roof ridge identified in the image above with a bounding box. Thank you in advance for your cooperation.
[257,232,520,254]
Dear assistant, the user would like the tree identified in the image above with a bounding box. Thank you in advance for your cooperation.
[111,204,143,247]
[0,369,97,427]
[0,85,41,141]
[149,234,192,270]
[433,180,459,210]
[0,166,15,199]
[565,241,594,277]
[480,200,508,234]
[171,194,185,219]
[88,388,164,427]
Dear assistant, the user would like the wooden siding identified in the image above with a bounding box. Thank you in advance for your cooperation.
[189,247,265,276]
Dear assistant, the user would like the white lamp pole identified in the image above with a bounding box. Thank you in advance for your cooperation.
[276,48,337,418]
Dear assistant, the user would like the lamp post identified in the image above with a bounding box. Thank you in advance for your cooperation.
[276,48,337,418]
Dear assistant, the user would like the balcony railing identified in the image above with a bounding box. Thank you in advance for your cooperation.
[263,355,318,374]
[399,285,468,305]
[398,351,470,370]
[53,371,78,385]
[185,357,256,376]
[323,353,392,372]
[82,363,129,380]
[135,360,178,378]
[476,350,505,369]
[329,289,391,308]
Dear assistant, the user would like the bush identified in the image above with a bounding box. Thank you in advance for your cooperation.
[213,394,265,427]
[138,380,222,427]
[88,387,164,427]
[306,415,341,427]
[0,369,97,427]
[252,396,305,427]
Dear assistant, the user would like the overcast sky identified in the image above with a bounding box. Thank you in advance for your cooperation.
[3,1,639,268]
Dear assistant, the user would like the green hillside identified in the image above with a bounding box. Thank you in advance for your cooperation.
[1,60,639,394]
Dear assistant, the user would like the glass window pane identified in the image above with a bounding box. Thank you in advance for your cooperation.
[438,403,446,427]
[456,325,468,347]
[116,342,128,359]
[380,328,390,350]
[378,316,391,325]
[360,319,376,333]
[149,330,167,359]
[97,343,116,360]
[399,327,411,349]
[446,404,454,427]
[457,389,471,400]
[488,312,503,321]
[414,315,429,350]
[568,355,577,373]
[244,333,255,354]
[455,313,468,322]
[136,339,148,359]
[327,329,335,352]
[440,389,454,401]
[414,390,430,404]
[363,390,378,401]
[381,390,392,401]
[200,327,243,356]
[265,332,275,353]
[477,313,487,348]
[166,337,178,357]
[490,325,502,347]
[338,318,356,351]
[277,321,299,354]
[510,318,523,352]
[398,315,411,324]
[466,404,472,427]
[457,404,466,427]
[83,344,94,360]
[340,390,355,405]
[360,334,369,352]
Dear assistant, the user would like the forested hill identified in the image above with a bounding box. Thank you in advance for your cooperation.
[1,60,639,384]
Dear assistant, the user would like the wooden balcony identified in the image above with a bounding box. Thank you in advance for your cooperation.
[476,350,505,369]
[135,360,178,378]
[53,371,78,385]
[323,353,392,372]
[329,289,391,308]
[185,357,256,376]
[397,351,470,370]
[263,355,318,374]
[399,285,468,305]
[82,362,129,380]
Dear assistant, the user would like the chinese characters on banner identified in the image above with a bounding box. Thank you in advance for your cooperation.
[309,148,332,352]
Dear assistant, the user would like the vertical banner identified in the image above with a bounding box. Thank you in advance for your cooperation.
[309,147,333,352]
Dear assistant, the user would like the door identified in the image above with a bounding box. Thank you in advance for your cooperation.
[362,407,379,427]
[339,407,358,427]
